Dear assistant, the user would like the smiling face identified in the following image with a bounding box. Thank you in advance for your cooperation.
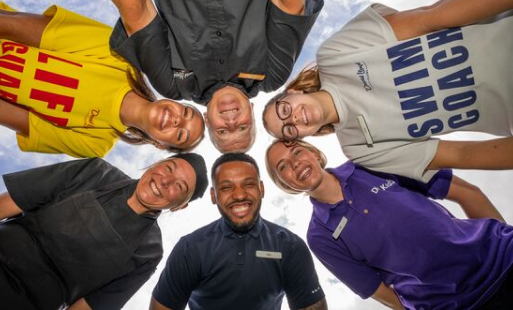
[145,99,204,150]
[211,161,263,232]
[205,86,255,152]
[266,142,324,193]
[133,158,196,213]
[263,92,324,140]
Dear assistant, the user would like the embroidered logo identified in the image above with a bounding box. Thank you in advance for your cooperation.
[84,109,100,128]
[355,62,373,91]
[371,179,396,194]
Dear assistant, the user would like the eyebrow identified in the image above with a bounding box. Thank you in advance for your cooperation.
[274,146,296,170]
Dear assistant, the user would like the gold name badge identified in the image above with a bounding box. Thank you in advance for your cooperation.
[238,72,266,81]
[255,250,282,259]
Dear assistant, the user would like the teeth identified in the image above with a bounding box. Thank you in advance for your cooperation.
[221,108,238,115]
[302,108,308,125]
[299,167,311,180]
[161,110,169,129]
[150,181,161,197]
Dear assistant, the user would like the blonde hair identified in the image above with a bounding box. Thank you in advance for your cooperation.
[265,139,327,195]
[262,64,335,136]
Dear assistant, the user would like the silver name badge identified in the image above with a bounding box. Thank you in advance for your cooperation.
[256,250,282,259]
[332,216,348,240]
[357,115,374,147]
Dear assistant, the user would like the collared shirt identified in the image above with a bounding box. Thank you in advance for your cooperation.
[307,162,513,310]
[1,158,162,310]
[152,216,325,310]
[110,0,324,104]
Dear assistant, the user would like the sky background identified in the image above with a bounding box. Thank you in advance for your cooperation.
[2,0,513,309]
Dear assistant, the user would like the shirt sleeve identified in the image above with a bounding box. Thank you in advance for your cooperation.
[282,235,325,309]
[84,258,159,310]
[263,0,324,92]
[152,238,201,310]
[307,227,382,299]
[342,138,440,182]
[395,168,453,200]
[3,158,129,212]
[17,113,117,158]
[110,17,181,99]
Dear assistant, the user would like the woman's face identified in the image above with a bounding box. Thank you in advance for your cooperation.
[145,100,204,150]
[267,142,324,192]
[263,93,325,141]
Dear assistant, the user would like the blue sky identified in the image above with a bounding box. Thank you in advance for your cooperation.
[2,0,513,309]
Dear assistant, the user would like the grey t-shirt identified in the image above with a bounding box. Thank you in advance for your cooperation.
[318,4,513,181]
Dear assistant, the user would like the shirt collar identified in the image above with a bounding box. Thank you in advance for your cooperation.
[310,162,356,224]
[220,215,263,239]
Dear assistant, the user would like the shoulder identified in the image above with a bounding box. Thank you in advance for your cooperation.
[179,219,223,245]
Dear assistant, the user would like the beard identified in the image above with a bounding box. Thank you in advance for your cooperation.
[218,200,262,233]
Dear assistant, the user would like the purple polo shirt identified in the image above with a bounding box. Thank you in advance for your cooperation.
[307,162,513,310]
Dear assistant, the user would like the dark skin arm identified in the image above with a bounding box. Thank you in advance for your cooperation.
[371,282,404,310]
[110,0,157,36]
[149,297,174,310]
[0,9,49,47]
[0,192,22,221]
[0,98,29,136]
[297,297,328,310]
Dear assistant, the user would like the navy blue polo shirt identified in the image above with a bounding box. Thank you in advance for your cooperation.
[153,216,325,310]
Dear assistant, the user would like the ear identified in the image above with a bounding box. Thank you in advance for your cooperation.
[286,89,304,94]
[203,112,210,128]
[210,187,217,205]
[259,180,265,198]
[154,143,167,150]
[179,203,189,211]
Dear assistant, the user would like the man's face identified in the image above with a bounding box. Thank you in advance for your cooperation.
[135,158,196,211]
[211,161,264,232]
[205,86,255,152]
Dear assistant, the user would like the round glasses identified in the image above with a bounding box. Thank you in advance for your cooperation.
[275,100,299,141]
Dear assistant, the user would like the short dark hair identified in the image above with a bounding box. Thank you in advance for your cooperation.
[211,153,260,184]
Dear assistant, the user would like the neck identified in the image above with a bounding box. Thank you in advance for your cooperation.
[127,193,148,215]
[309,170,344,204]
[119,91,151,129]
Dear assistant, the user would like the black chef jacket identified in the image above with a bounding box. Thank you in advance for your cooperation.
[0,158,162,310]
[110,0,324,104]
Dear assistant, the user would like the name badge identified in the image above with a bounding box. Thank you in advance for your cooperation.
[357,115,374,147]
[332,216,348,240]
[256,250,282,260]
[238,72,266,81]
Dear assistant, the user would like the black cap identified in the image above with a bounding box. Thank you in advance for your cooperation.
[169,153,208,202]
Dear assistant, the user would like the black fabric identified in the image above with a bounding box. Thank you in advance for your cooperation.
[476,269,513,310]
[110,0,324,104]
[152,217,325,310]
[0,158,163,310]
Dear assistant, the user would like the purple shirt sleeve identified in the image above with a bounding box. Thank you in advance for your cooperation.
[307,221,382,299]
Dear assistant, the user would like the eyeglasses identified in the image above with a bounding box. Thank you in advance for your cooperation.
[275,100,298,141]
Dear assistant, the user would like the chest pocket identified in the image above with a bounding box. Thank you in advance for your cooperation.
[32,186,141,302]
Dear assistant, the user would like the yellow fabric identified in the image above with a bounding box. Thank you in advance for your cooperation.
[0,4,131,157]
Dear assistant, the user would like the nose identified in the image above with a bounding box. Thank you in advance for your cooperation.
[172,115,183,127]
[159,173,175,188]
[226,119,239,131]
[232,185,247,200]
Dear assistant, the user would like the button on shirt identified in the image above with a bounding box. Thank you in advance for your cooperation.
[110,0,324,104]
[307,162,513,310]
[152,216,325,310]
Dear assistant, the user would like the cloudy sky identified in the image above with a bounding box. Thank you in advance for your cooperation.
[2,0,513,309]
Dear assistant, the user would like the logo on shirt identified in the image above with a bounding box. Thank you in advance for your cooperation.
[371,179,396,194]
[84,109,100,128]
[355,62,373,91]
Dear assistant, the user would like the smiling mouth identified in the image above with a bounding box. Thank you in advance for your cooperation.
[230,201,252,218]
[298,166,312,181]
[150,180,162,197]
[161,109,170,130]
[220,108,239,115]
[301,107,309,125]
